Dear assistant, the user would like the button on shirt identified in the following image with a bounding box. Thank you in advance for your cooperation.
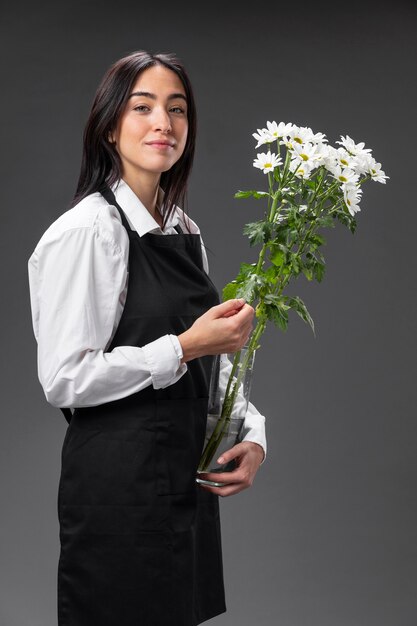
[28,178,266,459]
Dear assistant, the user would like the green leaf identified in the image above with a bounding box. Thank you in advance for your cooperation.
[290,253,302,275]
[236,275,258,303]
[313,260,325,282]
[243,220,272,246]
[302,266,314,281]
[316,215,335,229]
[264,300,289,331]
[263,294,291,331]
[234,190,270,200]
[287,296,315,336]
[264,294,290,309]
[222,281,238,301]
[309,233,326,249]
[235,262,256,282]
[270,247,285,267]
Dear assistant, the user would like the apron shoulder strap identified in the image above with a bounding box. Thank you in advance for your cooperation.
[100,186,132,232]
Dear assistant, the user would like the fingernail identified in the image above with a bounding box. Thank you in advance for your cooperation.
[218,456,225,464]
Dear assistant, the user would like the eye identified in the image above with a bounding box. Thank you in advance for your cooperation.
[170,106,186,114]
[134,105,150,112]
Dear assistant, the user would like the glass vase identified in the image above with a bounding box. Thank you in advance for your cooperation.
[196,345,256,487]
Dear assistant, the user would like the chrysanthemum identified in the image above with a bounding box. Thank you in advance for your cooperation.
[329,165,360,186]
[252,128,272,149]
[291,142,320,165]
[335,147,355,170]
[336,135,372,157]
[266,121,295,142]
[288,158,314,179]
[287,126,315,148]
[353,154,389,183]
[253,150,282,174]
[343,184,363,216]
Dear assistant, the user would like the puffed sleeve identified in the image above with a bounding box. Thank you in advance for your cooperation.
[28,217,187,408]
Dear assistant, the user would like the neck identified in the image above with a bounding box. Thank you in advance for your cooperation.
[121,169,162,222]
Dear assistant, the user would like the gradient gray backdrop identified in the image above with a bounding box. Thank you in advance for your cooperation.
[1,1,416,625]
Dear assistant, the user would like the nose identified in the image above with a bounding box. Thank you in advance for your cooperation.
[153,106,172,133]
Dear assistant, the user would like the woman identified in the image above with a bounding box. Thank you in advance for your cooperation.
[28,50,266,626]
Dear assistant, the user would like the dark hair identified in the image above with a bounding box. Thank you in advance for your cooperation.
[71,50,197,230]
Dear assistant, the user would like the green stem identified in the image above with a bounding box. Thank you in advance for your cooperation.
[198,318,267,471]
[255,192,280,274]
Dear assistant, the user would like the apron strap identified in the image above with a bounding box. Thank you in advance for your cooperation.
[100,186,133,232]
[102,185,184,235]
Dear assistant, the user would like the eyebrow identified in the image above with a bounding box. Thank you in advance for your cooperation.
[128,91,187,102]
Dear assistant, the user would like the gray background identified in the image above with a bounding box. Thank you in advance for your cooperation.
[1,1,416,625]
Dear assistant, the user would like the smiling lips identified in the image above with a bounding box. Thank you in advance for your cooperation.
[146,140,174,149]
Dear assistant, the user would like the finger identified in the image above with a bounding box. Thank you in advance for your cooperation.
[214,299,246,317]
[198,482,247,497]
[216,443,246,466]
[198,470,242,485]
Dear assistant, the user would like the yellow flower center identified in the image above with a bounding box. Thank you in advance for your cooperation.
[294,136,303,144]
[339,175,348,182]
[300,153,309,161]
[341,158,349,166]
[265,163,272,169]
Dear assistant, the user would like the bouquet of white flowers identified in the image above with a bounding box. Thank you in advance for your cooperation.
[197,121,388,476]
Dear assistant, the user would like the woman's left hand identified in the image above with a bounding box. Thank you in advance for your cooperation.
[197,441,265,497]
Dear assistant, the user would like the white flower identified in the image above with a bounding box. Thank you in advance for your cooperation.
[299,204,308,212]
[266,121,295,141]
[352,154,389,183]
[311,131,328,144]
[287,126,315,148]
[288,158,314,179]
[329,164,360,186]
[253,150,282,174]
[253,121,295,147]
[319,144,338,171]
[335,147,356,170]
[291,142,321,169]
[343,184,363,216]
[336,135,372,157]
[252,128,272,148]
[368,161,389,183]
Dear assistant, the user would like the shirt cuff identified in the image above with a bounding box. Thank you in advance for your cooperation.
[240,411,267,464]
[142,334,187,389]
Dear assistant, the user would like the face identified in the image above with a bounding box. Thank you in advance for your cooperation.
[110,64,188,186]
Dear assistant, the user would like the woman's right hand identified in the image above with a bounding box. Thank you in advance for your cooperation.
[178,299,255,364]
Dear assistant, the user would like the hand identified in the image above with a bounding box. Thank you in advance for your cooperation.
[197,441,265,497]
[178,299,255,364]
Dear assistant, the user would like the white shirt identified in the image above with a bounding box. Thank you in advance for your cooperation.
[28,178,266,460]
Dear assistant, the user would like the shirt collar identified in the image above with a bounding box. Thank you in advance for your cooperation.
[110,178,179,236]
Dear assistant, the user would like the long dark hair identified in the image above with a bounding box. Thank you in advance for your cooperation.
[71,50,197,230]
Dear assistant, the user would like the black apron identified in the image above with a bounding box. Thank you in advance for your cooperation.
[57,187,226,625]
